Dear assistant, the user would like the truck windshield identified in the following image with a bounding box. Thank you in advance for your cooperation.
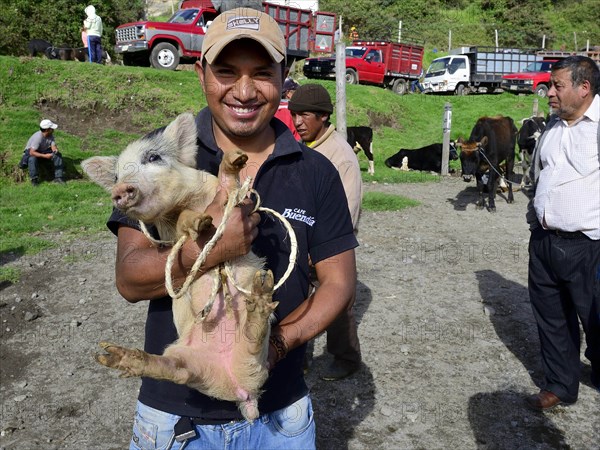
[168,8,199,24]
[346,47,366,58]
[523,61,554,72]
[426,57,450,76]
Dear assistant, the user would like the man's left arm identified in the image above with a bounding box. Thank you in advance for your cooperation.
[268,248,356,367]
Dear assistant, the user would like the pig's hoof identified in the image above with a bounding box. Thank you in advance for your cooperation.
[95,341,147,378]
[225,150,248,173]
[252,269,274,295]
[247,270,277,316]
[177,211,213,241]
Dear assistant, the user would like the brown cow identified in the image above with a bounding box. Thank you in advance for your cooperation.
[458,116,517,212]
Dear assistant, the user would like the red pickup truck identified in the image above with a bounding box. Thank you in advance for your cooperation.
[500,59,558,98]
[114,0,336,70]
[303,40,424,95]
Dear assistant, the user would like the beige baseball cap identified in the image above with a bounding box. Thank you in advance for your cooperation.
[201,7,286,64]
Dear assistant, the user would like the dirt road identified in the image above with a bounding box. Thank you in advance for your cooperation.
[1,177,598,449]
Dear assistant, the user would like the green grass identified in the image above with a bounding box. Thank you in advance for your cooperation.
[0,54,547,278]
[363,191,420,211]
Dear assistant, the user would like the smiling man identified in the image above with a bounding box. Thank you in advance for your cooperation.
[108,7,358,449]
[525,55,600,411]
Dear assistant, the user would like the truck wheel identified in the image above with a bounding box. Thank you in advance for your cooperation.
[150,43,179,70]
[392,79,406,95]
[455,84,466,96]
[345,69,358,85]
[535,84,548,98]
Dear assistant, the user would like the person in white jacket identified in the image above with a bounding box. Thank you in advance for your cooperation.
[83,5,103,63]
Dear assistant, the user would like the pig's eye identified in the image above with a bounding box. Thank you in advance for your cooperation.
[148,153,162,163]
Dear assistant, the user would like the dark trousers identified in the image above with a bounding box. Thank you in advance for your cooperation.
[326,290,361,363]
[28,150,64,180]
[307,268,361,364]
[88,35,102,63]
[528,227,600,402]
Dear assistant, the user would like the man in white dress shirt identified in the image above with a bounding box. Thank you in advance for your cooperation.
[525,55,600,410]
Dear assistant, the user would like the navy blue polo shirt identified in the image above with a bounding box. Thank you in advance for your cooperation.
[107,107,358,421]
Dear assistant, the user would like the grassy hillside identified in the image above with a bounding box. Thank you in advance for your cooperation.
[0,55,546,267]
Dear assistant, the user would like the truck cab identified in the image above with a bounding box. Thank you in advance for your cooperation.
[115,2,217,69]
[422,54,469,95]
[303,45,386,85]
[501,60,559,97]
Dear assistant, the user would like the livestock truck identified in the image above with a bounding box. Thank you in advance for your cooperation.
[422,46,538,95]
[501,48,600,97]
[114,0,337,70]
[302,40,424,95]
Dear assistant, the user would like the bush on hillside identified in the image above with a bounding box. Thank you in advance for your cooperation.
[0,0,144,57]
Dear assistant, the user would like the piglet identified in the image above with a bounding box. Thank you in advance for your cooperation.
[82,112,277,421]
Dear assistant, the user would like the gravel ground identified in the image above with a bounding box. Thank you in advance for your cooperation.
[1,177,599,449]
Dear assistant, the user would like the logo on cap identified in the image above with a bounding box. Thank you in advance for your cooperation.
[226,17,260,31]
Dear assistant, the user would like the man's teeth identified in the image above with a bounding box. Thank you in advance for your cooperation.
[232,106,256,113]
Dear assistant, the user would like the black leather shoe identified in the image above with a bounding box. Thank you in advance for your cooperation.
[321,360,360,381]
[525,390,573,411]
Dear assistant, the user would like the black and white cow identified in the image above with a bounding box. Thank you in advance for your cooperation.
[347,126,375,175]
[384,142,458,173]
[517,116,546,187]
[458,116,517,212]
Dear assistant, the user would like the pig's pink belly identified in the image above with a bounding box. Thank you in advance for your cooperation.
[176,279,265,401]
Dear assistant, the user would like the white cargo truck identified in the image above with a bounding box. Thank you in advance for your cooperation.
[422,46,538,95]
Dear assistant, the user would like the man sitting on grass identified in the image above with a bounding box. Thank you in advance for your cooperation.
[20,119,65,186]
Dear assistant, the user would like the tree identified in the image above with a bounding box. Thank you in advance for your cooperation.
[0,0,145,56]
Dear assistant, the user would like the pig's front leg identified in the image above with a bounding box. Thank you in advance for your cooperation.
[176,210,213,241]
[219,150,248,193]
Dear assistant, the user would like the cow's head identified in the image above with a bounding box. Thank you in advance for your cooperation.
[458,136,488,181]
[385,149,410,170]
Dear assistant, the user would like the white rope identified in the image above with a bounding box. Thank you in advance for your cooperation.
[223,199,298,295]
[164,177,252,299]
[162,177,297,303]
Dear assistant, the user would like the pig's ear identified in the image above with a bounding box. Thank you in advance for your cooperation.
[81,156,117,190]
[164,112,198,168]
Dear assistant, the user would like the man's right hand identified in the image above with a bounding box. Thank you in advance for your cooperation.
[200,187,260,263]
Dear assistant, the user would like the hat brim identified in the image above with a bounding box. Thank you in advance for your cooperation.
[203,35,285,65]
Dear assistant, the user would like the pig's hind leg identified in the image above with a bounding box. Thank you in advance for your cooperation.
[244,270,278,355]
[95,341,198,386]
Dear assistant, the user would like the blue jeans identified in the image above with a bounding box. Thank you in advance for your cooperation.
[28,150,64,180]
[88,35,102,63]
[129,395,316,450]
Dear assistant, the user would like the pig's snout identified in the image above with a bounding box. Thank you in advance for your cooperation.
[112,183,138,209]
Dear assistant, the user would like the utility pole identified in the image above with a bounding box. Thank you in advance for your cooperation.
[335,17,347,140]
[441,102,452,176]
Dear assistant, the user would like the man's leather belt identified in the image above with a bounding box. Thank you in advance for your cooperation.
[548,229,587,239]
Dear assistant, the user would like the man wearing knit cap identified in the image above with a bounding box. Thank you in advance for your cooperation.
[109,7,357,449]
[289,83,363,381]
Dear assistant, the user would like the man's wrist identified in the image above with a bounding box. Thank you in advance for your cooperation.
[269,333,289,363]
